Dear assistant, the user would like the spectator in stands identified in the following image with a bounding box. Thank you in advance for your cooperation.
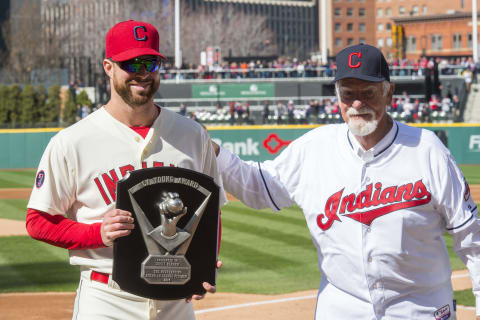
[81,104,90,119]
[296,60,305,77]
[305,102,313,123]
[413,98,421,114]
[403,98,414,122]
[76,104,82,122]
[263,101,270,124]
[178,103,187,116]
[307,100,317,121]
[230,62,239,79]
[247,61,256,78]
[463,68,473,92]
[228,102,235,126]
[441,96,451,113]
[429,95,441,111]
[264,61,273,78]
[275,101,286,124]
[396,98,405,113]
[287,100,295,124]
[235,102,244,123]
[419,103,431,122]
[244,103,251,124]
[475,61,480,83]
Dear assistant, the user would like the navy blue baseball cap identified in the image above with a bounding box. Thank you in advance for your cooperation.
[333,43,390,82]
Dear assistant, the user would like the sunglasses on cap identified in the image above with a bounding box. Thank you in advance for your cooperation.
[113,57,161,73]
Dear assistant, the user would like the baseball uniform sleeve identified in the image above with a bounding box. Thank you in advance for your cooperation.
[435,153,480,314]
[201,128,227,207]
[216,145,295,212]
[27,135,76,216]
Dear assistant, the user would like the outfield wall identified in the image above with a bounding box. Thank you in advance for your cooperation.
[0,124,479,169]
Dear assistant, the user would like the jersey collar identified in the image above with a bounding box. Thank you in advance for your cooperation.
[347,120,399,162]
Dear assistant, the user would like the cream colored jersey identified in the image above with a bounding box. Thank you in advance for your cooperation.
[28,107,225,273]
[217,121,480,319]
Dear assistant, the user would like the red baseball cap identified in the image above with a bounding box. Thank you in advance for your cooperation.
[105,20,167,62]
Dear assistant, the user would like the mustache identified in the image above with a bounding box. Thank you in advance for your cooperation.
[129,80,152,84]
[346,107,375,116]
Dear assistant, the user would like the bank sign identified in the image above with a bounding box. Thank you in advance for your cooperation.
[210,128,310,161]
[192,83,274,99]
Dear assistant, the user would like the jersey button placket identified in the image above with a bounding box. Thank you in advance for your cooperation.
[363,225,385,318]
[361,162,383,317]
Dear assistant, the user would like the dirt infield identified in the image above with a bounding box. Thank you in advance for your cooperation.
[0,188,31,199]
[0,187,479,319]
[0,289,475,320]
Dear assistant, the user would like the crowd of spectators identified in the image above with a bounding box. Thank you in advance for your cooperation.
[180,90,461,126]
[158,56,480,81]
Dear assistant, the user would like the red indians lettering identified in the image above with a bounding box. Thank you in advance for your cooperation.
[348,52,362,68]
[316,180,431,231]
[94,161,175,205]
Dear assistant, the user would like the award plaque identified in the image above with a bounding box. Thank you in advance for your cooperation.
[112,167,220,300]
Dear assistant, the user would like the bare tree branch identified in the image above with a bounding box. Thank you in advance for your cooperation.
[181,5,277,64]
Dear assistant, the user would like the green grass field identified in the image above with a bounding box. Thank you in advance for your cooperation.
[0,169,36,188]
[0,166,479,306]
[0,165,479,188]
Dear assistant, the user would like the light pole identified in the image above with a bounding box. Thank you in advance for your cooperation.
[174,0,182,69]
[474,0,478,62]
[321,0,327,65]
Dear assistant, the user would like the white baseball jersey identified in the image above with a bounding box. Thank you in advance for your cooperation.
[217,121,480,319]
[28,106,226,273]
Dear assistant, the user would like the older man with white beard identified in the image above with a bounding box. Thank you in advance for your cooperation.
[213,43,480,320]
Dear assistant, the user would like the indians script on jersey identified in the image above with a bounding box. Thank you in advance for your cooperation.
[94,161,175,205]
[316,179,432,230]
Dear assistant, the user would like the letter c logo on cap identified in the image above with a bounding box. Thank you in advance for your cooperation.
[133,26,148,41]
[348,52,362,68]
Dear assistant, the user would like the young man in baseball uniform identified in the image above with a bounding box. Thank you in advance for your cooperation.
[26,20,225,320]
[214,44,480,319]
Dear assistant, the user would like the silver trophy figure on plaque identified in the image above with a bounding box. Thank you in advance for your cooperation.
[129,189,211,285]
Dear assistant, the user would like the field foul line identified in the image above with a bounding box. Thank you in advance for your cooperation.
[194,288,475,315]
[451,273,469,279]
[195,294,317,314]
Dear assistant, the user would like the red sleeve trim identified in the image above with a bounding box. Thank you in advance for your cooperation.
[25,208,105,250]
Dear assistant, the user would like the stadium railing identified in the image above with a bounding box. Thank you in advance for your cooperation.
[159,65,468,82]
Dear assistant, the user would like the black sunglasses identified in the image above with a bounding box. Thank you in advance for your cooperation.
[113,57,161,73]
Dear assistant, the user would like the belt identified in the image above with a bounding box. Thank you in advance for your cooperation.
[90,271,110,284]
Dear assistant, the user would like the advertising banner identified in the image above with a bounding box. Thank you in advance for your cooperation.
[192,83,274,100]
[0,124,479,168]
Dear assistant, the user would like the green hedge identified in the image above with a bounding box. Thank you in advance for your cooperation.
[0,84,91,128]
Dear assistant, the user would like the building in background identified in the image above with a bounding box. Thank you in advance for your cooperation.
[395,12,479,61]
[0,0,11,65]
[39,0,169,86]
[4,0,479,87]
[375,0,474,60]
[36,0,320,85]
[321,0,478,61]
[329,0,375,56]
[189,0,319,59]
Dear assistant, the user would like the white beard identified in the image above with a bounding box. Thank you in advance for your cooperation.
[347,107,378,137]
